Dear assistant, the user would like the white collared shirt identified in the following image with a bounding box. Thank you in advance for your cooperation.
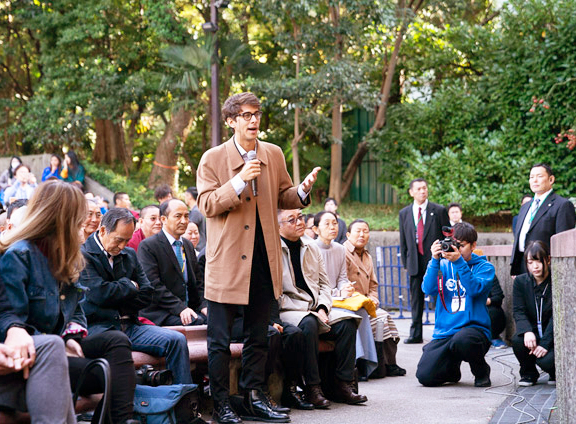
[231,138,308,200]
[163,228,187,281]
[518,188,553,252]
[94,233,114,269]
[412,199,429,228]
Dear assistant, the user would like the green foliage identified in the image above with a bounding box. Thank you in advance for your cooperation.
[372,0,576,216]
[84,162,155,209]
[303,201,402,231]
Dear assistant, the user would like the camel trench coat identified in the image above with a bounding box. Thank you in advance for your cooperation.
[196,137,308,304]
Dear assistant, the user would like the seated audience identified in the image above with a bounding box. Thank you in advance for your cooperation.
[0,212,6,234]
[83,199,102,242]
[343,219,406,378]
[0,156,22,192]
[41,154,63,181]
[512,241,555,386]
[183,221,202,254]
[138,199,207,326]
[277,209,367,407]
[2,200,27,236]
[154,184,173,204]
[184,186,206,251]
[1,275,76,423]
[127,204,162,252]
[323,198,347,244]
[486,276,507,348]
[416,222,494,387]
[61,150,85,185]
[79,207,192,384]
[303,213,316,240]
[447,202,463,226]
[0,180,137,423]
[3,165,37,207]
[113,191,139,219]
[313,211,378,378]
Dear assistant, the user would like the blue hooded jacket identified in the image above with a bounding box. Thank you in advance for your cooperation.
[422,253,494,340]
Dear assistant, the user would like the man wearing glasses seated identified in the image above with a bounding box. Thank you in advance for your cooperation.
[196,92,321,424]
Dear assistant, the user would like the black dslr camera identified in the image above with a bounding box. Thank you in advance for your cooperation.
[440,226,461,252]
[135,365,173,387]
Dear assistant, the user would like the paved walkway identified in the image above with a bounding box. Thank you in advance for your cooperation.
[275,315,556,424]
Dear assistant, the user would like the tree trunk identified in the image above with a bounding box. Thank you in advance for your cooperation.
[329,102,342,202]
[93,118,129,174]
[329,4,343,203]
[291,19,302,184]
[147,107,192,189]
[292,106,301,184]
[339,0,415,200]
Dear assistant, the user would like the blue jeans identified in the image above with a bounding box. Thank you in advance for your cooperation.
[124,324,192,384]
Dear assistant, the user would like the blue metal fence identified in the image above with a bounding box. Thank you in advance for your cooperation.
[374,245,432,324]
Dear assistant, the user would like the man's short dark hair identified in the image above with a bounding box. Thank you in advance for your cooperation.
[113,192,127,206]
[452,222,477,244]
[409,178,427,191]
[531,163,554,177]
[221,92,261,121]
[154,184,173,202]
[448,202,462,212]
[186,186,198,200]
[7,199,28,219]
[101,207,136,233]
[348,219,369,233]
[140,204,160,219]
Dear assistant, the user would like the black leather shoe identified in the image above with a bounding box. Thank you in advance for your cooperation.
[241,390,290,423]
[305,384,331,409]
[334,380,367,405]
[266,394,291,413]
[386,364,407,376]
[403,337,423,344]
[282,385,314,410]
[213,400,242,424]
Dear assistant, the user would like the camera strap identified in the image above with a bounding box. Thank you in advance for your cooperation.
[437,270,463,314]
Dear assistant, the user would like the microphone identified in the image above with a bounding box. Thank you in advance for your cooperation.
[246,150,258,197]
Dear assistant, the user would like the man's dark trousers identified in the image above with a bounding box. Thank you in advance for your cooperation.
[416,327,490,387]
[298,315,356,384]
[207,211,273,403]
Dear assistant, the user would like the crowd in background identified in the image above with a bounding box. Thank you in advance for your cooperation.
[0,157,573,423]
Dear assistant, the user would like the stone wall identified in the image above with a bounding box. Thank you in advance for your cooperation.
[550,228,576,423]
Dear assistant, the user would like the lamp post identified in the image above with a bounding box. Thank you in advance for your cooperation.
[203,0,229,147]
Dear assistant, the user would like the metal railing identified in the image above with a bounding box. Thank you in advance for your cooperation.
[374,245,432,323]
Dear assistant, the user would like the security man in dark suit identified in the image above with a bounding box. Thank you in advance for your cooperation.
[511,163,575,276]
[138,199,207,326]
[399,178,450,343]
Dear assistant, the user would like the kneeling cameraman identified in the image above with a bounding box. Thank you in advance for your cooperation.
[416,222,494,387]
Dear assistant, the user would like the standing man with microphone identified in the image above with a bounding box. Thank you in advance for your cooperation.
[196,92,321,424]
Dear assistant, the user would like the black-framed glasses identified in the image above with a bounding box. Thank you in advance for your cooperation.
[235,111,263,121]
[280,214,305,225]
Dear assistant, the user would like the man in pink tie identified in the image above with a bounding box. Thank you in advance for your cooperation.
[399,179,450,343]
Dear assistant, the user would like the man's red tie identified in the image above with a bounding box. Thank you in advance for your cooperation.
[417,207,424,255]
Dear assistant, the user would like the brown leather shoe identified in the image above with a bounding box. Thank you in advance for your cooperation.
[305,384,331,409]
[334,380,368,405]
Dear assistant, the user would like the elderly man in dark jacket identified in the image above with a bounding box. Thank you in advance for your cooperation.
[80,207,192,384]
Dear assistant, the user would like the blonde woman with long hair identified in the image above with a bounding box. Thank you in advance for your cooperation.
[0,180,137,424]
